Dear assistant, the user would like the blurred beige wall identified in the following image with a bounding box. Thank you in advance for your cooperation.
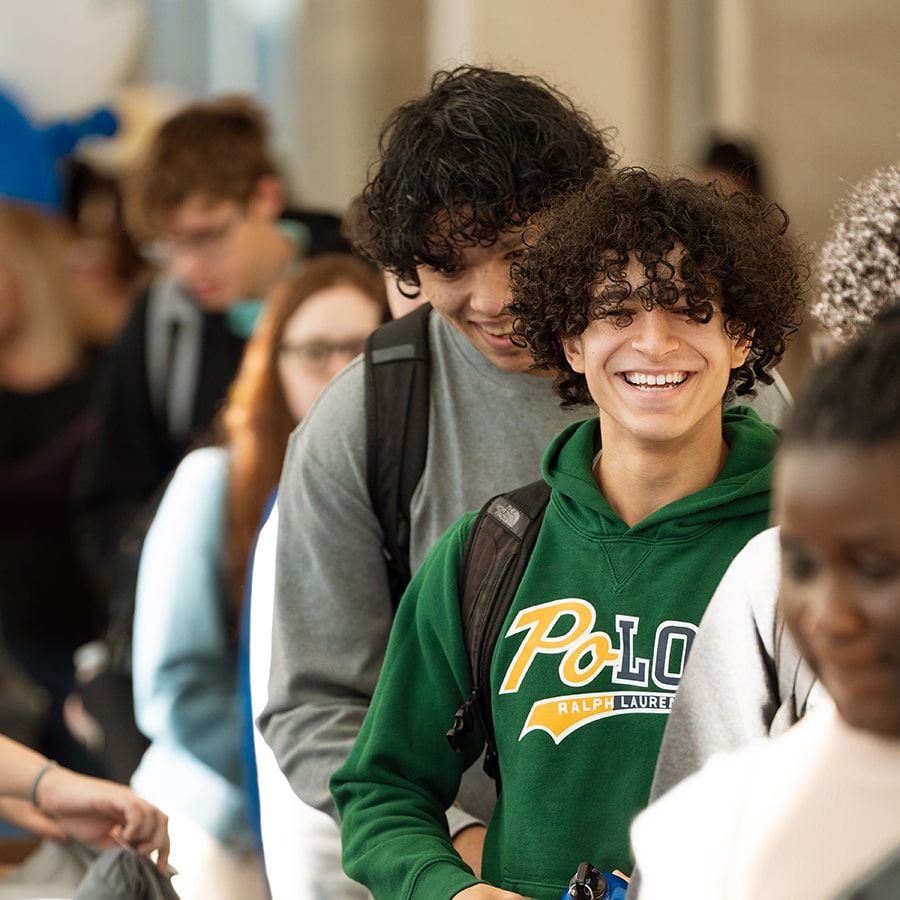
[465,0,671,168]
[290,0,900,390]
[754,0,900,390]
[287,0,427,209]
[293,0,674,208]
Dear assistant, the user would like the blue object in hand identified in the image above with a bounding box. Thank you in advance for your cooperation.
[562,862,629,900]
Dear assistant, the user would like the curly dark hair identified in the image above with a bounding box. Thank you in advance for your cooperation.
[783,304,900,450]
[509,167,809,407]
[356,66,617,284]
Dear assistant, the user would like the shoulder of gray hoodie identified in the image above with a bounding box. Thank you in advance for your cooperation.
[739,369,792,427]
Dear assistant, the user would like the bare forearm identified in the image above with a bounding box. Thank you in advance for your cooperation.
[452,824,486,879]
[0,735,54,799]
[0,735,170,870]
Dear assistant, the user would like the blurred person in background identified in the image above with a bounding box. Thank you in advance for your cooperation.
[0,198,118,775]
[72,94,349,783]
[130,254,388,900]
[0,89,126,765]
[694,134,768,198]
[63,84,187,323]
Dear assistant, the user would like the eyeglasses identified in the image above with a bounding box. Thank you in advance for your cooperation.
[142,210,244,266]
[277,339,367,372]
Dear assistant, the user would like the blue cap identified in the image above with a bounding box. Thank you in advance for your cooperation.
[0,85,118,211]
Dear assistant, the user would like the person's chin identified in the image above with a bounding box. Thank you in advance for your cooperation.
[839,696,900,737]
[191,288,231,311]
[470,332,530,372]
[486,346,536,374]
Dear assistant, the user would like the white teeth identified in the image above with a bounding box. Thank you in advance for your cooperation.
[480,324,512,337]
[624,372,687,388]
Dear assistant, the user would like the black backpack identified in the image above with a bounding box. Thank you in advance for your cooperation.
[364,304,552,790]
[364,302,432,610]
[446,479,551,790]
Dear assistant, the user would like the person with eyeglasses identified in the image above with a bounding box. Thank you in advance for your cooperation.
[71,94,350,785]
[128,253,389,900]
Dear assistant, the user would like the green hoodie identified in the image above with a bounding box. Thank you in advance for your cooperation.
[332,407,777,900]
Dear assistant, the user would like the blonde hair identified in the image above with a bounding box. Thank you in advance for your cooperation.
[0,202,123,348]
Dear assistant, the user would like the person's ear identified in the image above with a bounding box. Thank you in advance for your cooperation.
[562,334,586,374]
[249,175,285,221]
[730,328,753,369]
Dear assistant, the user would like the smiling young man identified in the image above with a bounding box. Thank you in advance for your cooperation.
[329,167,807,900]
[413,230,538,371]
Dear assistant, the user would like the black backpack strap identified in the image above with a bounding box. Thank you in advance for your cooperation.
[364,303,432,610]
[446,479,552,790]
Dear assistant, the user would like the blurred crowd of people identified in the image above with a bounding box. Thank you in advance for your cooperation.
[1,61,898,900]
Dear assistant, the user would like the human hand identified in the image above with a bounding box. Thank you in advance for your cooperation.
[0,797,68,841]
[33,767,170,872]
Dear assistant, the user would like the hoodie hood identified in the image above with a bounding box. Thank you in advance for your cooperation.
[541,405,777,538]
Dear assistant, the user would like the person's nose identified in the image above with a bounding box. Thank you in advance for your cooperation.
[805,574,864,640]
[629,308,680,358]
[467,260,512,318]
[169,248,206,281]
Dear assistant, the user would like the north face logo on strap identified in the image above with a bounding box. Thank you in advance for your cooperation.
[490,500,522,533]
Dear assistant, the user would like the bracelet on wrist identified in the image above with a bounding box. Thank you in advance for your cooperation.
[30,760,59,810]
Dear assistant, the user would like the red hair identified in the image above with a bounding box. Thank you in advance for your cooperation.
[221,254,388,624]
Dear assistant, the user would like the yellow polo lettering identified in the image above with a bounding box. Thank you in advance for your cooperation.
[500,599,594,693]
